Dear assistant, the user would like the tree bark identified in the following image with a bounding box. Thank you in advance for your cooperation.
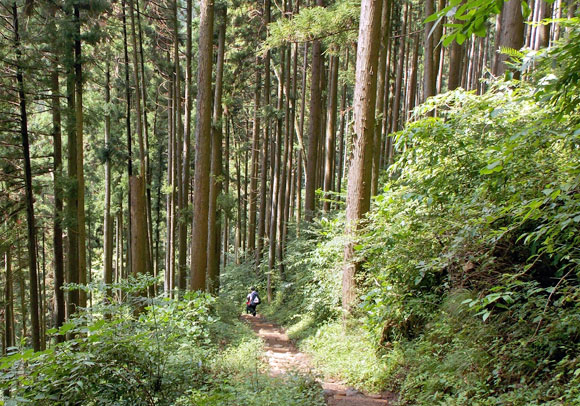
[493,0,524,76]
[323,54,339,210]
[391,1,408,133]
[4,249,15,353]
[190,0,215,291]
[343,0,384,315]
[208,7,226,294]
[448,36,465,90]
[304,0,325,222]
[248,62,261,257]
[122,0,133,280]
[103,62,113,292]
[130,175,148,305]
[371,0,391,195]
[406,32,420,118]
[337,48,349,196]
[257,0,271,265]
[50,32,65,340]
[13,1,40,350]
[424,0,436,101]
[74,3,87,310]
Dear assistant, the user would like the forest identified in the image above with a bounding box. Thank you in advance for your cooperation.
[0,0,579,404]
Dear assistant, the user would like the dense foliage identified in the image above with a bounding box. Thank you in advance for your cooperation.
[0,283,324,405]
[261,22,580,405]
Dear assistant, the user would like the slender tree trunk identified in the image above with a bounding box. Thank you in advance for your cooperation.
[223,117,230,268]
[122,0,133,279]
[391,1,408,133]
[323,54,339,210]
[136,1,154,271]
[248,62,261,257]
[257,0,271,265]
[406,32,420,118]
[371,0,391,195]
[191,0,215,291]
[295,43,308,232]
[304,0,325,222]
[343,0,383,315]
[493,0,525,76]
[130,175,148,307]
[235,137,242,264]
[208,7,226,294]
[423,0,436,101]
[277,45,291,274]
[283,42,298,243]
[337,48,349,195]
[268,50,285,300]
[50,39,65,339]
[73,4,87,310]
[104,62,113,293]
[13,1,40,350]
[553,0,562,42]
[127,0,151,279]
[165,66,175,295]
[448,36,464,89]
[433,0,446,92]
[173,8,184,290]
[4,249,15,353]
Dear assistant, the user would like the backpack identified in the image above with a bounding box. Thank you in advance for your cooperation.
[252,293,261,304]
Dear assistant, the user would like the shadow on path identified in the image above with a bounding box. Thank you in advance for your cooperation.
[241,314,394,406]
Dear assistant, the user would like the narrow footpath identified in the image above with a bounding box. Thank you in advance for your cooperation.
[242,314,393,406]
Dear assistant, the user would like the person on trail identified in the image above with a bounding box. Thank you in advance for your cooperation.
[246,287,260,316]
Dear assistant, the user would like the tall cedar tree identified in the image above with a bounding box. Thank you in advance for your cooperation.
[343,0,384,313]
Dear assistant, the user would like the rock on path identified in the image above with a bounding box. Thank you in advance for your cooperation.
[241,314,393,406]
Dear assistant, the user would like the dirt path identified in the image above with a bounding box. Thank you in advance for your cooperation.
[242,314,392,406]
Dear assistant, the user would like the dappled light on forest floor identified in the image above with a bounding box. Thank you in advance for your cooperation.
[242,314,394,405]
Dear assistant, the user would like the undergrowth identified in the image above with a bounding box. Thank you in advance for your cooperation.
[0,280,325,405]
[241,24,580,405]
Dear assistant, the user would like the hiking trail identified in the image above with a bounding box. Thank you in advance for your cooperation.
[242,314,395,406]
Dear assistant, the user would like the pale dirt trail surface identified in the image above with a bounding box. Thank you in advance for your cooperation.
[241,314,394,406]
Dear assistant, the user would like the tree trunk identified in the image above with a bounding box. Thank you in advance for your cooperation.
[406,32,420,118]
[257,0,271,265]
[323,54,339,210]
[423,0,436,101]
[130,176,148,304]
[304,0,325,222]
[493,0,524,76]
[104,62,113,292]
[121,0,133,281]
[268,49,285,301]
[223,117,231,268]
[4,249,15,353]
[536,1,552,48]
[191,0,215,291]
[73,3,87,310]
[343,0,383,315]
[13,1,40,351]
[371,0,391,195]
[248,62,261,257]
[337,48,349,195]
[208,7,227,294]
[176,0,189,293]
[448,36,464,90]
[165,63,176,295]
[50,34,65,340]
[391,1,408,133]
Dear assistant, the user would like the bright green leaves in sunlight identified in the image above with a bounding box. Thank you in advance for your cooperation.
[426,0,536,46]
[264,0,359,51]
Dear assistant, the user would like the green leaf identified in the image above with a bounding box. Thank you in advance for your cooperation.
[480,160,503,175]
